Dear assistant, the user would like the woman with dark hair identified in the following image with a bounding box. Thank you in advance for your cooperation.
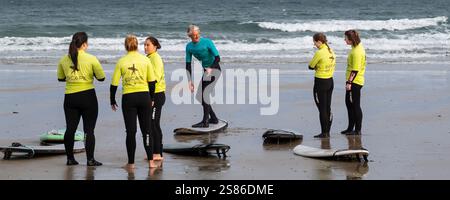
[308,33,336,138]
[341,30,366,135]
[110,34,157,169]
[57,32,105,166]
[144,36,166,161]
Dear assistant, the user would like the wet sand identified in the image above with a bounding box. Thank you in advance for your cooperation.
[1,63,450,180]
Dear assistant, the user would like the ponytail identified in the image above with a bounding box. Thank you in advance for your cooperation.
[324,43,332,55]
[68,32,88,70]
[68,41,78,70]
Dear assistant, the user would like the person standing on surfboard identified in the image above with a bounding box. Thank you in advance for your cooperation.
[110,35,158,169]
[308,33,336,138]
[185,25,221,128]
[144,36,166,162]
[341,30,366,136]
[57,32,105,166]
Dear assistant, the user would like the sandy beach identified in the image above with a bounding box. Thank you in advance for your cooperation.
[1,62,449,180]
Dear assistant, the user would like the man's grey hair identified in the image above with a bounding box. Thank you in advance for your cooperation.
[187,24,200,36]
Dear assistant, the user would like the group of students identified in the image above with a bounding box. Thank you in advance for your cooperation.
[308,30,366,138]
[57,25,222,168]
[57,33,167,168]
[56,25,365,168]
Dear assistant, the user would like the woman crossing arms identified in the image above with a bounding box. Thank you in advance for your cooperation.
[308,33,336,138]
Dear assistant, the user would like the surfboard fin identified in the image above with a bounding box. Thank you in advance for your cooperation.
[3,150,12,160]
[363,155,368,162]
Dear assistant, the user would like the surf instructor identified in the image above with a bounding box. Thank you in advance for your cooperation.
[185,24,221,128]
[57,32,105,166]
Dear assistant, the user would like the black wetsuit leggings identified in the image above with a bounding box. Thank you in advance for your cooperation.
[63,89,98,161]
[152,92,165,156]
[122,92,153,164]
[313,78,334,134]
[197,67,221,122]
[345,83,363,132]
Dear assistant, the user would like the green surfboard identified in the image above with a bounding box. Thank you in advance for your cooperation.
[39,129,85,144]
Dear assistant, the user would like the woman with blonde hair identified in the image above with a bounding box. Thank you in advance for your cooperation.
[110,34,157,168]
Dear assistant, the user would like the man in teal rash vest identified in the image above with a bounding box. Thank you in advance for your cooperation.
[185,25,221,128]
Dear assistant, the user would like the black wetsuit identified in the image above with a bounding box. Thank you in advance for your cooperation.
[199,67,221,122]
[186,56,221,123]
[122,92,153,163]
[152,92,165,156]
[63,89,98,161]
[345,83,363,132]
[313,77,334,134]
[110,81,155,164]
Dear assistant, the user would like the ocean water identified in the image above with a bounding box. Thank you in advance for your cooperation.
[0,0,449,66]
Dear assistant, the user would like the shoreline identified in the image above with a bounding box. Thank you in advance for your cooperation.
[1,63,450,179]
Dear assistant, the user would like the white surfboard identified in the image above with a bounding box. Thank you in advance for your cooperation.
[293,145,369,161]
[173,119,228,135]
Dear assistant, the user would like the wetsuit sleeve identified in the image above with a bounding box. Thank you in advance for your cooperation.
[208,39,220,57]
[147,60,156,83]
[331,52,336,67]
[110,85,118,105]
[185,44,192,63]
[148,81,156,100]
[57,61,66,81]
[308,51,320,70]
[92,57,106,81]
[111,62,121,87]
[206,39,220,69]
[186,62,192,81]
[347,71,358,84]
[210,56,220,69]
[350,51,363,72]
[347,52,361,83]
[152,54,164,83]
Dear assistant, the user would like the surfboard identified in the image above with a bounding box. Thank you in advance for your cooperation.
[293,145,369,161]
[262,129,303,143]
[173,119,228,135]
[0,142,85,160]
[163,143,230,158]
[40,129,84,144]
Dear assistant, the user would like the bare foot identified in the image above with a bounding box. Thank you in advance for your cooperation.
[149,160,158,168]
[157,161,163,168]
[148,167,157,176]
[153,154,164,161]
[123,163,135,170]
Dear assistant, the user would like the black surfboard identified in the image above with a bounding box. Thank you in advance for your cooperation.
[0,142,85,159]
[163,143,230,158]
[262,129,303,144]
